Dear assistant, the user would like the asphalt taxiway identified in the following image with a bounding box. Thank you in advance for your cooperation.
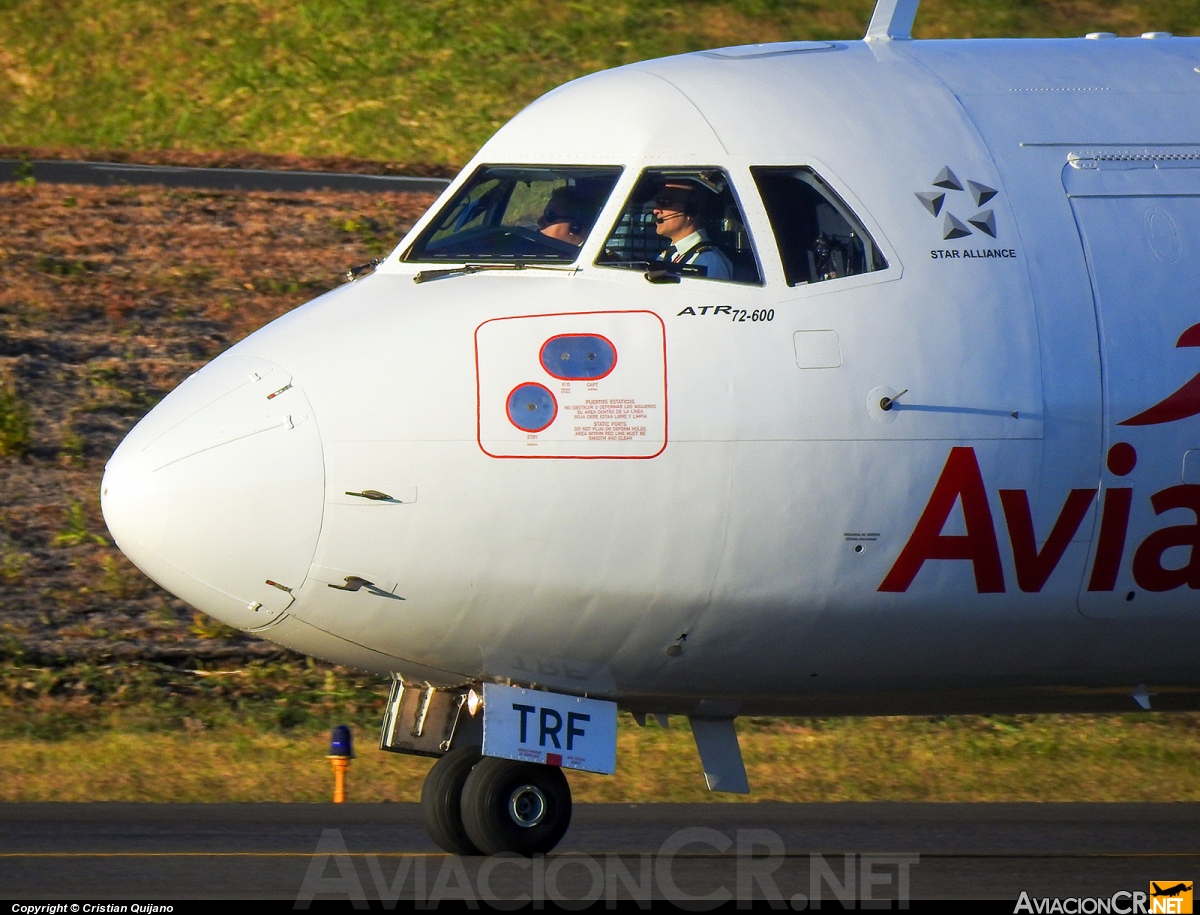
[0,158,450,194]
[0,802,1196,903]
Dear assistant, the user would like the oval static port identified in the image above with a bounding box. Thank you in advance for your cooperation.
[540,334,617,380]
[506,382,558,432]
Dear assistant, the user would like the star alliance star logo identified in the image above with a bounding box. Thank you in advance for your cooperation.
[916,167,998,240]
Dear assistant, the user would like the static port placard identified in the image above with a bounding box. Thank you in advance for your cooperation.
[476,311,667,459]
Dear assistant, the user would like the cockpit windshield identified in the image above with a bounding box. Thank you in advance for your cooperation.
[403,166,623,264]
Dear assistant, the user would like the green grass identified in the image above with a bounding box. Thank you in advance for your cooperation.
[2,0,1198,167]
[0,659,1198,803]
[0,378,32,457]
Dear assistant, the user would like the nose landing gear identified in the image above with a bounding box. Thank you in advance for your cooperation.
[420,749,573,856]
[461,756,572,856]
[382,680,575,855]
[420,745,483,855]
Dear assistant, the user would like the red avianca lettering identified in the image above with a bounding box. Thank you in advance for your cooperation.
[1120,322,1200,426]
[879,445,1200,594]
[878,448,1009,593]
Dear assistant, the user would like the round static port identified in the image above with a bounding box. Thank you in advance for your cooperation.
[540,334,617,380]
[507,382,558,432]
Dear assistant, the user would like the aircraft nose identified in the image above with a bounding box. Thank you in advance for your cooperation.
[101,354,324,630]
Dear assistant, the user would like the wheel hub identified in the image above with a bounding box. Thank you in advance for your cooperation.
[507,784,548,827]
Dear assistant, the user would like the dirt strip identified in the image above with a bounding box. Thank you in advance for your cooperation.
[0,180,436,664]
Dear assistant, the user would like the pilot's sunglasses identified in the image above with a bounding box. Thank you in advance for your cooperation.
[654,194,689,211]
[538,211,568,227]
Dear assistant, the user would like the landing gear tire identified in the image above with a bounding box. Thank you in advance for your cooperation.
[420,744,483,855]
[461,757,572,856]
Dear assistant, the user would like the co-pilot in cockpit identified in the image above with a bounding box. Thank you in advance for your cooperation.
[403,166,621,264]
[536,186,596,248]
[401,163,886,288]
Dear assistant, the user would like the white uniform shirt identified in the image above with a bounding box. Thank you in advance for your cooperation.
[663,230,733,280]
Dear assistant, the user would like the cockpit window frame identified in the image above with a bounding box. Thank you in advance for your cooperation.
[593,166,766,286]
[750,165,889,288]
[400,164,625,266]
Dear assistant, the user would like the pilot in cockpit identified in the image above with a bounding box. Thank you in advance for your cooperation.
[650,180,733,280]
[537,186,596,248]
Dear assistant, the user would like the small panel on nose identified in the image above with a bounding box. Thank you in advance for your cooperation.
[793,330,842,369]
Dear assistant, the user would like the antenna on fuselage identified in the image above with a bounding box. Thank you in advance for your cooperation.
[864,0,920,40]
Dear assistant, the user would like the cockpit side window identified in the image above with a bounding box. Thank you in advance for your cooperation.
[403,166,622,263]
[596,168,762,284]
[751,167,887,286]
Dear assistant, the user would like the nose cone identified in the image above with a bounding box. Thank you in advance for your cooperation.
[102,355,324,630]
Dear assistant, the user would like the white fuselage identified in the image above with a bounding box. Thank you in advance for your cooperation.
[101,35,1200,716]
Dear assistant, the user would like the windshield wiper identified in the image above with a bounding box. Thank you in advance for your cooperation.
[596,260,685,284]
[412,263,579,284]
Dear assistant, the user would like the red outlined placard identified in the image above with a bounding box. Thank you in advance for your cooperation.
[475,311,667,460]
